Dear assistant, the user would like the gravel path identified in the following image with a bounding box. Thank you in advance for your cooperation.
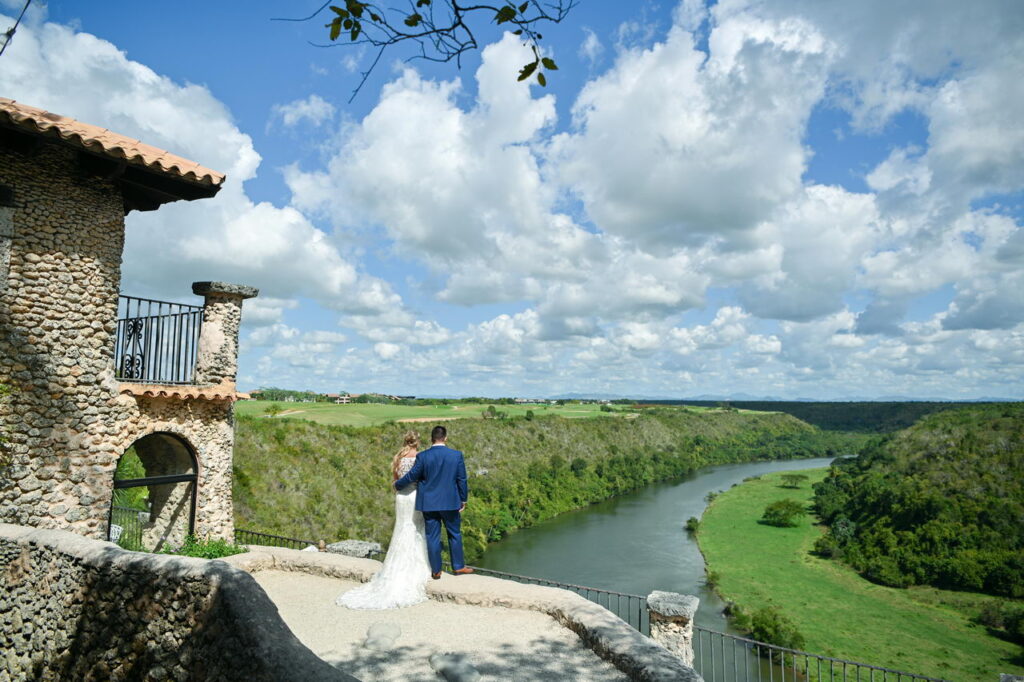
[254,570,627,681]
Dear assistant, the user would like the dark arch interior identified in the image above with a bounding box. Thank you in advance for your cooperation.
[108,432,198,552]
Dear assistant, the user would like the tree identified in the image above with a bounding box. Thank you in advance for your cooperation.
[264,403,283,418]
[280,0,577,99]
[780,473,809,488]
[761,499,807,528]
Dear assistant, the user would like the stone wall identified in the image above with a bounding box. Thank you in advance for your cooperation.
[0,523,354,682]
[0,144,245,544]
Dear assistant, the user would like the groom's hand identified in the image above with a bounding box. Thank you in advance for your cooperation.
[458,502,466,513]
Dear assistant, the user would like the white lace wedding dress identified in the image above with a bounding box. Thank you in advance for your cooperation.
[336,457,431,609]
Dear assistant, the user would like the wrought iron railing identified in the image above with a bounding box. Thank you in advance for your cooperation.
[109,505,147,550]
[456,564,650,634]
[115,295,203,385]
[234,528,318,550]
[691,627,947,682]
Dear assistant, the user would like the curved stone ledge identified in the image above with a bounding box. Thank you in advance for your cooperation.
[0,524,355,682]
[224,546,703,682]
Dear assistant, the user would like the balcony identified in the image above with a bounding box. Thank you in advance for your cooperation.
[115,295,204,385]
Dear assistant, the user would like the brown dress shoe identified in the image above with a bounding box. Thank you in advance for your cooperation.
[453,567,474,575]
[431,572,442,580]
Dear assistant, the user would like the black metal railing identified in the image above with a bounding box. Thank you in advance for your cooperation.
[691,627,947,682]
[234,528,318,550]
[109,505,147,550]
[456,564,650,634]
[115,295,203,385]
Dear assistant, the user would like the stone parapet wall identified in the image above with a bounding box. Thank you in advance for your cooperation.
[224,546,704,682]
[0,523,354,682]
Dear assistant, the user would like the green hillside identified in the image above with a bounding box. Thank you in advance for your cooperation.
[233,407,858,560]
[234,399,638,427]
[699,470,1022,682]
[669,400,988,432]
[813,403,1024,597]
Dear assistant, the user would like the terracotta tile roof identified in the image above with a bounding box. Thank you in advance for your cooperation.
[0,97,225,188]
[118,382,247,402]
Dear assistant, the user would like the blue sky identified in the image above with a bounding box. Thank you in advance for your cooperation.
[3,0,1023,399]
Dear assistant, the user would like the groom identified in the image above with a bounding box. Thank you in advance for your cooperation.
[394,425,473,579]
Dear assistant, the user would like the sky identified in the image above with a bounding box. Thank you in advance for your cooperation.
[2,0,1022,400]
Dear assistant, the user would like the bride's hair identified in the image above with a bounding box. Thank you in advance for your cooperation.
[391,430,421,480]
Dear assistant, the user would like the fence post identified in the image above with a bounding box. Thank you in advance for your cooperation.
[647,591,699,666]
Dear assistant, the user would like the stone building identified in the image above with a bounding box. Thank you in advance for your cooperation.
[0,98,256,550]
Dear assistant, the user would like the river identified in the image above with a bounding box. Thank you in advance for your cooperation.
[477,456,838,635]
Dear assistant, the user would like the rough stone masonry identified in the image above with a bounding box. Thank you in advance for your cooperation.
[0,125,254,546]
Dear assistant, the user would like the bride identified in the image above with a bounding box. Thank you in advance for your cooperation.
[336,431,432,609]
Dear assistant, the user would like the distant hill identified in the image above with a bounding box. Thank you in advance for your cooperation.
[813,403,1024,597]
[647,400,1001,433]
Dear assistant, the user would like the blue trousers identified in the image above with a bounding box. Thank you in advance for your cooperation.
[422,509,465,574]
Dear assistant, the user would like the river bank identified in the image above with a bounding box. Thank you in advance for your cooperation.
[478,456,842,635]
[697,469,1023,682]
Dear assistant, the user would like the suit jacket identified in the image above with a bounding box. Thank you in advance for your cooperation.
[394,444,468,512]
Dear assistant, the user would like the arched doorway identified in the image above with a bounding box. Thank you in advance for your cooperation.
[107,432,198,552]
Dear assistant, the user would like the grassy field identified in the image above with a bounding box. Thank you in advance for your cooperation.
[235,400,638,427]
[698,469,1024,682]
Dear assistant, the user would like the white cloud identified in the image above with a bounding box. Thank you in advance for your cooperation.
[11,4,1023,400]
[271,94,336,128]
[552,17,830,252]
[373,342,401,360]
[578,28,604,65]
[0,16,406,321]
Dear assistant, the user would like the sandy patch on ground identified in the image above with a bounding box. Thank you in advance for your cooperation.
[396,416,461,423]
[254,570,626,681]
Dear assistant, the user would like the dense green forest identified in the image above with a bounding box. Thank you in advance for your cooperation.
[234,408,859,561]
[812,403,1024,598]
[667,400,983,432]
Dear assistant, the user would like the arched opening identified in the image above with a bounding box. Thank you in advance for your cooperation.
[107,432,198,552]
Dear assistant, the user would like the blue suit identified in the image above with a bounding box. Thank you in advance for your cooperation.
[394,444,468,573]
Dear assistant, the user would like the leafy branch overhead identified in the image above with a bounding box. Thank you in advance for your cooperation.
[281,1,575,99]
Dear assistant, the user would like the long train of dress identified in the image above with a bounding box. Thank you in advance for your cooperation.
[336,459,431,609]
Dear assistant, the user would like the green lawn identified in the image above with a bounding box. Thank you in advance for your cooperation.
[698,469,1024,682]
[234,400,636,427]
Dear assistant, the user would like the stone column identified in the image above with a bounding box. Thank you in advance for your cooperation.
[192,281,258,386]
[647,591,699,666]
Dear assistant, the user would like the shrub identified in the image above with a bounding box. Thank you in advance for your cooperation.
[780,473,809,488]
[747,606,806,655]
[685,517,700,533]
[163,535,248,560]
[761,499,807,527]
[704,570,720,588]
[976,602,1024,644]
[705,491,720,503]
[813,534,841,558]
